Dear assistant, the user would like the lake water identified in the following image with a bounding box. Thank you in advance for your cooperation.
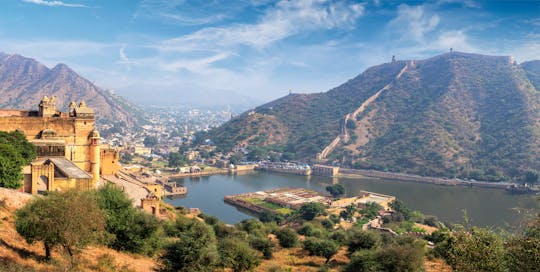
[165,171,538,228]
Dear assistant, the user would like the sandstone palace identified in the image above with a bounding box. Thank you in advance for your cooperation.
[0,96,118,194]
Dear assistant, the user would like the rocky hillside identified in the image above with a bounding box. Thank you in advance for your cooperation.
[204,52,540,181]
[0,52,144,127]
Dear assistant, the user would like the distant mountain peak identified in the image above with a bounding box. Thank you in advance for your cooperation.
[0,52,144,127]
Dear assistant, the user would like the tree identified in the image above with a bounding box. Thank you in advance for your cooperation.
[325,184,345,198]
[299,202,326,221]
[389,200,412,221]
[360,202,383,220]
[345,250,381,272]
[275,228,298,248]
[0,131,36,188]
[218,238,261,271]
[302,238,338,263]
[340,204,357,221]
[0,131,37,163]
[441,227,506,272]
[347,229,381,253]
[143,136,158,147]
[169,152,188,167]
[95,184,163,256]
[15,190,105,261]
[376,243,425,272]
[524,170,539,185]
[249,236,275,259]
[259,211,284,224]
[505,218,540,271]
[0,145,25,188]
[160,219,218,272]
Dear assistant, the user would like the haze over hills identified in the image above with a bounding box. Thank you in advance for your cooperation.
[204,52,540,181]
[0,52,144,126]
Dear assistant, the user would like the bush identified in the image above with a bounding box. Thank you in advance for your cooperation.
[345,250,380,272]
[299,202,326,221]
[347,229,381,252]
[249,236,275,259]
[302,238,338,263]
[219,238,261,271]
[96,184,163,256]
[159,219,218,272]
[298,222,326,238]
[275,228,298,248]
[441,227,506,272]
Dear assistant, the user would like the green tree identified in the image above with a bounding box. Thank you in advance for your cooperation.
[505,218,540,271]
[441,227,506,272]
[524,170,539,185]
[389,200,412,221]
[15,190,105,260]
[340,204,357,221]
[160,219,218,272]
[299,202,326,221]
[302,238,338,263]
[325,184,345,198]
[376,242,425,272]
[249,236,275,259]
[345,250,381,272]
[168,152,188,167]
[143,136,158,147]
[0,131,37,163]
[259,211,284,224]
[347,229,381,253]
[0,145,25,188]
[95,184,163,256]
[360,202,383,220]
[275,228,298,248]
[0,131,36,188]
[218,238,261,271]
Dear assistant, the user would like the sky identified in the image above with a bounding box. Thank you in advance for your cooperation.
[0,0,539,109]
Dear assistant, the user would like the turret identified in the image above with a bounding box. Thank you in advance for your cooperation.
[69,101,76,117]
[38,95,57,117]
[89,129,101,187]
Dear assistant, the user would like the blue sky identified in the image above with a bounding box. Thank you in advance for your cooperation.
[0,0,539,108]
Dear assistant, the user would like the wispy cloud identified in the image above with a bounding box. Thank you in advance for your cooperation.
[21,0,88,8]
[157,0,365,51]
[437,0,480,8]
[388,4,440,42]
[158,52,233,73]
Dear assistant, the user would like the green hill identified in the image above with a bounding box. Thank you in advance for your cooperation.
[202,52,540,181]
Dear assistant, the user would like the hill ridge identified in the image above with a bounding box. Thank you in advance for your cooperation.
[203,52,540,181]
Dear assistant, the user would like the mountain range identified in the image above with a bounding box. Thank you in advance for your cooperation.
[0,52,143,126]
[203,52,540,181]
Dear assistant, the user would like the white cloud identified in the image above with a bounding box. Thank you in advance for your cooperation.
[22,0,88,8]
[157,0,365,52]
[158,52,232,73]
[118,47,131,64]
[434,30,476,52]
[389,4,440,42]
[437,0,480,8]
[510,42,540,62]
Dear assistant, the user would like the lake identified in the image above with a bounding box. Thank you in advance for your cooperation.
[165,171,538,228]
